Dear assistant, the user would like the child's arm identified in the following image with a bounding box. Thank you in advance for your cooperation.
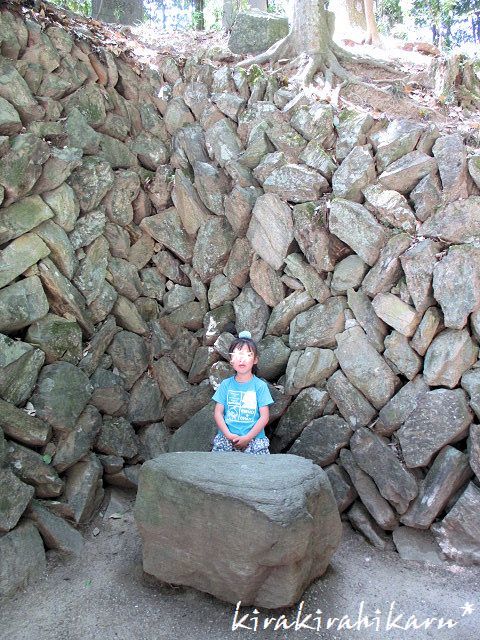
[234,406,269,449]
[214,403,239,442]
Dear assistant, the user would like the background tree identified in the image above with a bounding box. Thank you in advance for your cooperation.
[92,0,144,23]
[237,0,396,91]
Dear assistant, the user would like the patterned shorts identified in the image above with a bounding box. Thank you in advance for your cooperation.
[212,433,270,455]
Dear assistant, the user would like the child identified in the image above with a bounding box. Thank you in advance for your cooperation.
[211,331,274,455]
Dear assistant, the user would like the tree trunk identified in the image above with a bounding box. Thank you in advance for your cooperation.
[92,0,144,24]
[364,0,382,45]
[193,0,205,30]
[249,0,268,10]
[222,0,239,29]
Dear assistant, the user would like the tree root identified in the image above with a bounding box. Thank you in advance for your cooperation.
[236,34,293,68]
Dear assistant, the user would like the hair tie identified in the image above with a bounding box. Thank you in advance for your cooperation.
[238,330,252,339]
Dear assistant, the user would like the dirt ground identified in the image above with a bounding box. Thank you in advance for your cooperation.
[1,487,479,640]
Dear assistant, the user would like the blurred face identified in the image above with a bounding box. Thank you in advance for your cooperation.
[230,344,258,375]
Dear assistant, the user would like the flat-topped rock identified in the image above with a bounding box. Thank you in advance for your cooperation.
[134,452,341,608]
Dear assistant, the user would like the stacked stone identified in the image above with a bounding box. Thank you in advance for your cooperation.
[1,6,480,596]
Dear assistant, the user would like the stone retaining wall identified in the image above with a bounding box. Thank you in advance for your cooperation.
[1,3,480,596]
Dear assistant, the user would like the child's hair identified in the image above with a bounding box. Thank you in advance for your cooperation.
[229,330,258,364]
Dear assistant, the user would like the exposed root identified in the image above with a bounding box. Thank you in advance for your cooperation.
[236,34,293,68]
[331,41,401,74]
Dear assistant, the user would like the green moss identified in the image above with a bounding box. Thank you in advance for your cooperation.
[247,64,264,85]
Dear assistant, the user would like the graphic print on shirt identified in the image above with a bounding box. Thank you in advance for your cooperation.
[225,389,257,423]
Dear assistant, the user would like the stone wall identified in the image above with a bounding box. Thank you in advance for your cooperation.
[1,3,480,596]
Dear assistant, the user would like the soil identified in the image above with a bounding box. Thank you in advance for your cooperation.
[1,487,479,640]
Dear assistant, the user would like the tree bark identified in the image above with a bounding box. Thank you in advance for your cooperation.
[237,0,398,94]
[364,0,382,45]
[92,0,143,24]
[249,0,268,10]
[222,0,239,30]
[193,0,205,30]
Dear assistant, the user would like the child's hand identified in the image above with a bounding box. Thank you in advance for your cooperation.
[226,432,239,444]
[233,435,251,450]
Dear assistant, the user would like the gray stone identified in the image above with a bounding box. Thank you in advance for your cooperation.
[285,348,337,395]
[335,110,373,161]
[0,95,22,134]
[108,331,148,390]
[361,232,412,299]
[468,155,480,189]
[350,427,418,514]
[284,254,330,303]
[299,139,336,179]
[432,482,480,565]
[0,337,44,407]
[400,239,442,314]
[35,219,78,280]
[128,373,164,426]
[470,424,480,481]
[378,151,437,194]
[246,193,294,271]
[401,446,472,529]
[208,275,239,309]
[192,160,229,214]
[256,336,290,381]
[30,362,92,433]
[347,501,393,550]
[0,397,51,447]
[372,293,421,337]
[249,259,284,308]
[33,146,82,193]
[171,168,210,236]
[290,102,334,145]
[168,402,217,452]
[264,164,328,203]
[410,306,443,356]
[63,453,103,524]
[26,314,82,365]
[289,297,347,350]
[233,284,269,343]
[90,368,129,416]
[164,384,213,430]
[462,369,480,422]
[329,198,387,267]
[432,134,468,203]
[325,464,357,513]
[193,217,235,284]
[270,388,328,452]
[332,145,376,203]
[340,449,398,530]
[152,356,189,401]
[63,84,106,127]
[0,232,49,289]
[289,415,352,467]
[89,281,118,325]
[73,236,109,305]
[0,195,54,244]
[433,244,480,330]
[0,133,48,204]
[266,290,315,337]
[0,521,46,597]
[424,329,478,388]
[42,183,79,232]
[326,370,376,430]
[38,258,94,336]
[95,416,138,459]
[204,304,236,346]
[26,499,84,555]
[410,173,441,222]
[372,119,424,172]
[398,389,472,468]
[335,326,399,409]
[264,122,307,162]
[292,201,341,273]
[419,196,480,243]
[224,186,260,238]
[140,207,193,263]
[384,331,422,380]
[392,527,445,565]
[0,275,49,334]
[0,467,34,532]
[53,405,102,473]
[65,107,101,155]
[362,183,417,233]
[137,423,170,461]
[68,208,106,251]
[331,256,368,294]
[228,10,289,54]
[103,170,140,227]
[375,375,430,437]
[347,289,388,352]
[6,440,63,498]
[163,98,194,136]
[70,158,114,213]
[253,150,286,183]
[134,452,341,608]
[205,119,242,167]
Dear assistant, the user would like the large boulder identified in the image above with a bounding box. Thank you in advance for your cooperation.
[228,11,289,55]
[134,452,341,608]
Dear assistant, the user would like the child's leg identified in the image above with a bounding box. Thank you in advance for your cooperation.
[244,437,270,455]
[212,433,234,452]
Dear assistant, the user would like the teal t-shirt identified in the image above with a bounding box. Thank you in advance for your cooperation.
[212,375,274,439]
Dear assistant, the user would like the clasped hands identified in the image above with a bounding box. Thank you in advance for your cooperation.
[226,432,251,450]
